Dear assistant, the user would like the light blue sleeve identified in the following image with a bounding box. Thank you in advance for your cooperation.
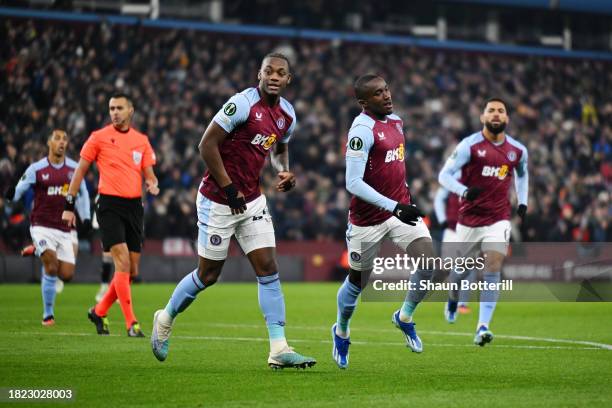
[345,125,397,212]
[75,179,91,220]
[433,187,449,224]
[281,116,296,144]
[514,148,529,206]
[12,164,36,202]
[280,99,296,144]
[211,93,251,133]
[438,140,471,197]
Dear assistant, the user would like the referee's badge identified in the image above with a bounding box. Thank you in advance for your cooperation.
[132,151,143,165]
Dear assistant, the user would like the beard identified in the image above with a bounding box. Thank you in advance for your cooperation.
[485,121,506,135]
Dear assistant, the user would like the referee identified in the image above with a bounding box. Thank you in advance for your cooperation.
[62,93,159,337]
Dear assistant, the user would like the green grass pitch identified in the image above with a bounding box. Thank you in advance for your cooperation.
[1,282,611,407]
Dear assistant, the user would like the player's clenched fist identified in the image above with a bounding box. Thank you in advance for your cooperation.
[62,211,76,227]
[276,171,296,192]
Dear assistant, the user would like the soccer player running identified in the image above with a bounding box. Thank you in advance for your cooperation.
[62,93,159,337]
[434,175,476,319]
[151,53,316,369]
[438,98,528,346]
[332,74,436,369]
[6,129,90,325]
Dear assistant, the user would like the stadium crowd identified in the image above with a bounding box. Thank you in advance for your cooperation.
[1,18,611,250]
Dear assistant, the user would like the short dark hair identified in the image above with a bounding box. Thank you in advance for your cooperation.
[483,97,509,113]
[110,93,133,107]
[262,52,291,72]
[47,129,67,141]
[354,74,382,100]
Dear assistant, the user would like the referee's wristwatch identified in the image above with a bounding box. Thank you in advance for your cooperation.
[64,194,76,212]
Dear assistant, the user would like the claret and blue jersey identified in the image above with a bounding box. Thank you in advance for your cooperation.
[439,132,529,227]
[12,157,90,232]
[199,87,297,205]
[345,112,411,227]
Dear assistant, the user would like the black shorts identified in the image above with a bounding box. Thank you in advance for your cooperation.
[96,194,144,253]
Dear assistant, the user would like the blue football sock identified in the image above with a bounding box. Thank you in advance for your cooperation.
[400,300,418,320]
[478,272,501,327]
[166,269,206,318]
[400,269,434,321]
[459,269,476,303]
[257,273,286,341]
[336,276,361,337]
[41,271,57,319]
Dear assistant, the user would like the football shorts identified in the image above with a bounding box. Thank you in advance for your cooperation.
[346,216,431,271]
[30,225,75,264]
[197,193,275,261]
[455,220,511,257]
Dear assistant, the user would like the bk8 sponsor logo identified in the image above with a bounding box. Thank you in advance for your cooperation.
[251,133,277,150]
[384,143,405,163]
[47,184,69,196]
[481,164,509,180]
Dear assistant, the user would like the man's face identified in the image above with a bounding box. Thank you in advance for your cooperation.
[481,101,509,134]
[109,97,134,128]
[360,77,393,117]
[48,130,68,157]
[258,57,291,96]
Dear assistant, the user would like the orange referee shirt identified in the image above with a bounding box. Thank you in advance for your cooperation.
[80,124,156,198]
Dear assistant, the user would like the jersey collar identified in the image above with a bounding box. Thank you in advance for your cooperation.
[112,125,131,134]
[47,157,66,169]
[363,110,388,123]
[481,131,506,147]
[256,87,280,107]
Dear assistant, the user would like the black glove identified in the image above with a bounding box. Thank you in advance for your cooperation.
[223,184,246,213]
[4,186,15,202]
[439,221,448,230]
[517,204,527,221]
[393,203,425,226]
[463,187,483,201]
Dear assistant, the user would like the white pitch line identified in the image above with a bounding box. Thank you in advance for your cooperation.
[192,322,612,351]
[5,322,612,351]
[420,330,612,351]
[7,331,604,351]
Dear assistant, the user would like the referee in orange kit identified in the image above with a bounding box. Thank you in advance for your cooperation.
[62,93,159,337]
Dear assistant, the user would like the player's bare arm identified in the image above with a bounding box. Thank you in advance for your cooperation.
[62,158,91,227]
[143,166,159,196]
[271,142,295,192]
[199,121,247,214]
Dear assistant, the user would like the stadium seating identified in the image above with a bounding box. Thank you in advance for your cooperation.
[0,18,610,245]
